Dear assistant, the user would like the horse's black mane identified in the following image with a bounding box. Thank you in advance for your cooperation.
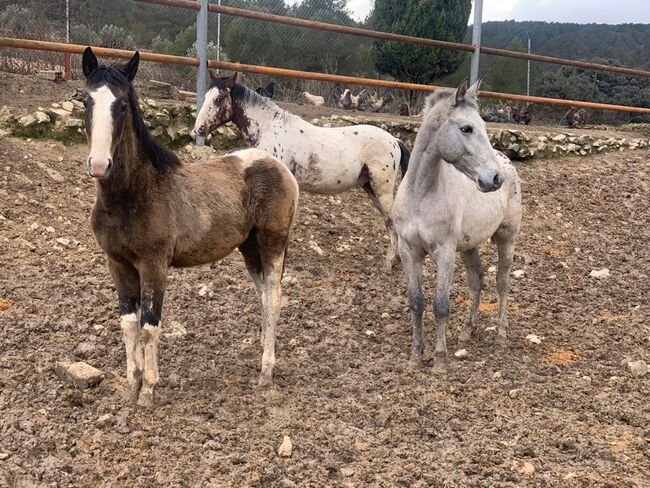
[210,77,270,108]
[87,65,180,173]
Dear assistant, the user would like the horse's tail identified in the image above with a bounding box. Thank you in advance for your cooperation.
[397,140,410,177]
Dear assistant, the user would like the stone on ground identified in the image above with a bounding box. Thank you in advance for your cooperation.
[278,435,293,457]
[54,361,104,388]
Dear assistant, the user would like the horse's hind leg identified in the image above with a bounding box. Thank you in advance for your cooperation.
[107,258,142,403]
[459,248,483,344]
[239,230,265,346]
[398,241,425,364]
[493,227,517,345]
[255,230,288,387]
[362,179,397,269]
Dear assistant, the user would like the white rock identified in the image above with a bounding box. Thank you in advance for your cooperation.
[54,361,103,388]
[589,268,610,279]
[381,312,389,319]
[278,435,293,457]
[34,111,50,124]
[340,467,355,477]
[0,452,9,460]
[493,371,502,379]
[29,222,39,231]
[525,334,542,345]
[512,269,525,279]
[61,101,74,112]
[96,413,114,427]
[487,266,497,273]
[365,329,376,337]
[508,388,522,398]
[18,114,37,127]
[308,240,324,256]
[626,360,648,377]
[164,321,187,339]
[454,348,468,359]
[65,118,84,128]
[56,237,72,248]
[197,284,209,297]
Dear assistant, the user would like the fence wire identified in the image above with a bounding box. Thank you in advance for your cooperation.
[1,1,648,123]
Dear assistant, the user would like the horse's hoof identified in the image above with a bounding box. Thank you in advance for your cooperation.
[136,388,155,409]
[432,353,447,374]
[257,374,274,389]
[409,354,424,369]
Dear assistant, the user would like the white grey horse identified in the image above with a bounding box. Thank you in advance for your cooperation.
[193,72,410,268]
[393,79,522,372]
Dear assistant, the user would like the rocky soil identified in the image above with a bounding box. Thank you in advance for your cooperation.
[1,70,649,487]
[0,134,649,487]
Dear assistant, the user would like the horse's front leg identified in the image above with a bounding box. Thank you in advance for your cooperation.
[398,240,425,363]
[107,258,141,401]
[137,261,168,408]
[459,248,483,344]
[432,248,456,373]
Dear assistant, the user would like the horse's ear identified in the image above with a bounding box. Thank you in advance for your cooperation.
[466,78,481,101]
[123,51,139,82]
[454,78,469,106]
[226,72,238,89]
[209,69,220,81]
[82,47,98,78]
[266,82,274,97]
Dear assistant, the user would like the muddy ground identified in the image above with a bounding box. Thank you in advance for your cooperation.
[1,76,650,487]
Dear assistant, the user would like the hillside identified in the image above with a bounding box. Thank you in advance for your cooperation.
[469,21,650,69]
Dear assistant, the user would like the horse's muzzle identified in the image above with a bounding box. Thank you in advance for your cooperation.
[477,172,504,193]
[88,157,112,178]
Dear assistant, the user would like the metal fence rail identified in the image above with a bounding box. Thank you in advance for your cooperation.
[137,0,650,79]
[3,36,650,115]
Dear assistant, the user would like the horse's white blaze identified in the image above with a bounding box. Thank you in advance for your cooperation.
[88,85,116,177]
[194,87,220,134]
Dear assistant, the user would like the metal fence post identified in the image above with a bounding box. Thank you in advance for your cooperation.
[470,0,483,86]
[63,0,72,80]
[195,0,208,146]
[216,0,221,62]
[527,36,531,97]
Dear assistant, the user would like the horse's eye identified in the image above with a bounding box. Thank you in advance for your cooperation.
[460,125,473,134]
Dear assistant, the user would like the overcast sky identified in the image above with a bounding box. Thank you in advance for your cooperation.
[336,0,650,24]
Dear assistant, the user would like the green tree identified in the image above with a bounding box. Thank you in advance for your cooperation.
[370,0,471,112]
[488,37,528,94]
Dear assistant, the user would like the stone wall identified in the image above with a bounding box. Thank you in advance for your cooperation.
[1,100,648,160]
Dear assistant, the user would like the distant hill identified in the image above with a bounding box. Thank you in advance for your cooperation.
[467,21,650,69]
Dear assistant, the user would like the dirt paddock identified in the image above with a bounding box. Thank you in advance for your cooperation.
[0,134,649,487]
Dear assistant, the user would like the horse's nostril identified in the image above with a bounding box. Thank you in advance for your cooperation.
[493,173,503,187]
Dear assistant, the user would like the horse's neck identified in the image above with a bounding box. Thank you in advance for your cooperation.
[95,141,154,208]
[403,122,445,198]
[233,100,288,146]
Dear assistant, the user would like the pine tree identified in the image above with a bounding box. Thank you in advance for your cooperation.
[370,0,471,112]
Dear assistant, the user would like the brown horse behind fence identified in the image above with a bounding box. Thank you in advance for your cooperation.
[81,47,299,408]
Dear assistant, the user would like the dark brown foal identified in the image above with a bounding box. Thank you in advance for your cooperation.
[82,47,298,407]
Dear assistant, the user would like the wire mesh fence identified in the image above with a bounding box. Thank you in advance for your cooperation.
[1,1,649,124]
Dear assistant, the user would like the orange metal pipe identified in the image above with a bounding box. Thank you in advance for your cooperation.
[2,37,649,114]
[136,0,650,79]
